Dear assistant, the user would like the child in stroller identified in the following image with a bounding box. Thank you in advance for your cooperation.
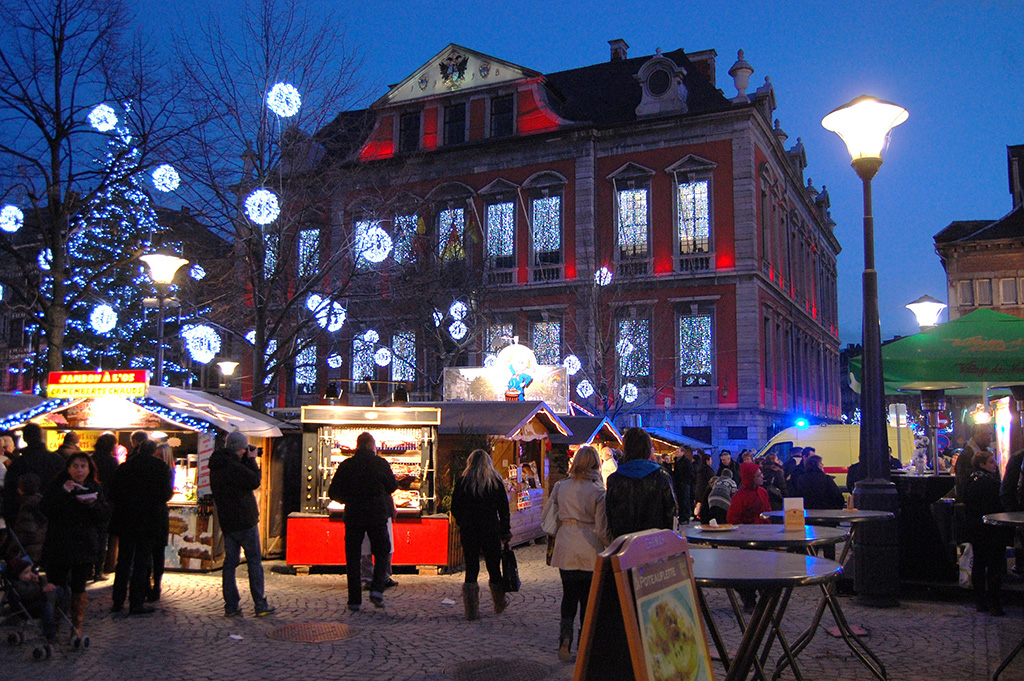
[4,555,67,642]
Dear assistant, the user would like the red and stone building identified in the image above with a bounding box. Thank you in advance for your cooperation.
[311,41,841,449]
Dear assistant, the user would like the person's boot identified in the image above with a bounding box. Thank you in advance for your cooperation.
[462,583,479,621]
[558,616,574,662]
[989,576,1005,616]
[70,593,88,635]
[488,580,508,614]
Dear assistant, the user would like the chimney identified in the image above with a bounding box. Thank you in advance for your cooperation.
[609,39,629,62]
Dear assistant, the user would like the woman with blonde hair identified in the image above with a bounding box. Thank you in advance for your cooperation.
[148,442,175,602]
[541,445,609,662]
[450,449,511,621]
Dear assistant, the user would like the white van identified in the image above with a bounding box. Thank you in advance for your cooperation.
[756,424,915,489]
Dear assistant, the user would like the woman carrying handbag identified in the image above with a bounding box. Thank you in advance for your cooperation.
[541,446,609,662]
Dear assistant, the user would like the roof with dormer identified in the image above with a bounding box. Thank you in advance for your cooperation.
[935,205,1024,244]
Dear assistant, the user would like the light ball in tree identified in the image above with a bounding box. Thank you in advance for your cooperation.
[90,304,118,334]
[266,83,302,118]
[0,205,24,233]
[244,189,280,225]
[181,324,222,364]
[327,353,343,369]
[577,380,594,399]
[620,382,639,403]
[562,354,581,376]
[88,104,118,132]
[152,164,181,192]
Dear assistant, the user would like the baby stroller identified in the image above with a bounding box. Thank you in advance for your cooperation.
[1,530,89,660]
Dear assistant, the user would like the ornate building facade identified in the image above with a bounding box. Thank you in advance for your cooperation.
[309,41,841,449]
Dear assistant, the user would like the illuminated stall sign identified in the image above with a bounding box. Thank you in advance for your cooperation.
[47,370,149,398]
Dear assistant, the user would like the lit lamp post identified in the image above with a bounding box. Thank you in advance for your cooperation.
[141,252,189,386]
[217,360,239,394]
[823,94,907,607]
[906,294,946,331]
[906,295,949,475]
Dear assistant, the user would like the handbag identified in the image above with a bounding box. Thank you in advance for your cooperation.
[545,534,556,566]
[501,541,521,592]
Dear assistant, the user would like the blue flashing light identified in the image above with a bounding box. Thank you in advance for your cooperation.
[794,418,809,429]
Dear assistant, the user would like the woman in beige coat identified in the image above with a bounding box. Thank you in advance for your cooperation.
[541,445,609,662]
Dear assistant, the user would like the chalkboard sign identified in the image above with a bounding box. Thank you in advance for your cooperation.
[574,529,714,681]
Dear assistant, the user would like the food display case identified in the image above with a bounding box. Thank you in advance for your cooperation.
[286,405,458,573]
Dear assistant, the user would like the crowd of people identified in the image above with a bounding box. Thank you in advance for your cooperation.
[0,425,275,641]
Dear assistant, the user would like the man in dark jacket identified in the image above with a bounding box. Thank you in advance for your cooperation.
[716,450,740,479]
[328,431,397,611]
[605,428,677,539]
[760,453,789,511]
[3,423,64,527]
[108,439,172,615]
[1000,448,1024,573]
[210,431,275,618]
[671,446,694,522]
[793,454,845,509]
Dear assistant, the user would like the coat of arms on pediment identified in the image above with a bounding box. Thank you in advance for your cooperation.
[439,51,469,90]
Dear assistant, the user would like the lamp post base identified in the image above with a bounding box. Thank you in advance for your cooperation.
[852,478,900,608]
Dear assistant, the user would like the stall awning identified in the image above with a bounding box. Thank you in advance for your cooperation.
[417,401,571,441]
[143,387,285,437]
[646,427,715,453]
[550,416,623,447]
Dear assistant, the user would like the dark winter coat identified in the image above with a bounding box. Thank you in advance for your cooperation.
[760,461,788,510]
[605,459,677,539]
[671,455,694,515]
[694,461,714,509]
[108,452,173,543]
[328,450,397,527]
[12,492,46,563]
[40,474,110,567]
[793,468,845,510]
[92,450,120,492]
[3,442,64,525]
[209,448,262,533]
[450,476,511,543]
[964,468,1012,547]
[1000,449,1024,512]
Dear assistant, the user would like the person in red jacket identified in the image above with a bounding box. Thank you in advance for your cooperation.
[727,462,771,525]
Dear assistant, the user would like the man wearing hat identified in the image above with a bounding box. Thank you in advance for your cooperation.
[209,431,275,618]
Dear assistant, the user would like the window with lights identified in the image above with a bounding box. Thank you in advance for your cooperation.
[531,320,561,366]
[295,342,318,393]
[437,206,465,262]
[678,312,713,386]
[617,315,651,387]
[392,214,418,264]
[297,227,320,278]
[391,331,416,382]
[485,201,515,270]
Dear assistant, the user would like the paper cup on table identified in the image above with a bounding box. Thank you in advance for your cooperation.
[784,497,805,531]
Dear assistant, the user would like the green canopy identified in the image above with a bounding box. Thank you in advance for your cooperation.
[849,308,1024,395]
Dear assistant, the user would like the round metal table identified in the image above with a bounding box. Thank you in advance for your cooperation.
[984,512,1024,681]
[689,548,842,681]
[686,523,849,552]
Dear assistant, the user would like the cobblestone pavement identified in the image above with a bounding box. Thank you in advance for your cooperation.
[3,542,1022,680]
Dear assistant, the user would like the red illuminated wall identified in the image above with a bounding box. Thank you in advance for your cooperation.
[358,114,395,161]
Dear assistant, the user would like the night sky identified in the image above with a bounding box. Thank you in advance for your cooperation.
[140,0,1024,346]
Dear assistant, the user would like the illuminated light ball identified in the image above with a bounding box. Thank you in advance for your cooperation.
[483,353,496,368]
[266,82,302,118]
[617,338,634,357]
[0,283,4,300]
[245,330,256,344]
[374,347,393,367]
[306,293,323,311]
[0,205,24,233]
[244,189,280,225]
[90,304,117,333]
[326,353,343,369]
[432,310,443,327]
[38,248,52,271]
[151,164,180,192]
[88,104,118,132]
[620,382,639,403]
[448,321,468,341]
[181,324,222,364]
[362,329,380,344]
[576,379,594,399]
[358,224,393,263]
[562,354,581,376]
[319,301,346,333]
[594,267,612,286]
[190,264,206,281]
[448,300,468,320]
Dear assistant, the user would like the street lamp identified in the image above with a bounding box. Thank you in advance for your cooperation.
[906,294,946,331]
[141,252,189,386]
[823,94,907,607]
[217,360,239,394]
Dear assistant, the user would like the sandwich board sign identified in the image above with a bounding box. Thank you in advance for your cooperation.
[574,529,714,681]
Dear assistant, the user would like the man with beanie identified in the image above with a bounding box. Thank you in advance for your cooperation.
[605,428,677,540]
[209,431,275,617]
[3,422,63,527]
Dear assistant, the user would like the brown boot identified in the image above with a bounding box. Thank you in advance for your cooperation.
[488,580,508,614]
[462,583,479,621]
[70,592,88,635]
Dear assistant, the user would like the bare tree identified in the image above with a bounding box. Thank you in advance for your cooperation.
[170,0,365,411]
[0,0,185,376]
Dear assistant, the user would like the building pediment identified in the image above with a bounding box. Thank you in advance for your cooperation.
[376,44,542,108]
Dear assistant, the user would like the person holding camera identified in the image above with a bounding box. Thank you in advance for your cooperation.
[209,431,275,618]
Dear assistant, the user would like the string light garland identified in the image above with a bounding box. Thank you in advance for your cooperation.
[131,398,217,433]
[38,249,52,271]
[0,400,73,431]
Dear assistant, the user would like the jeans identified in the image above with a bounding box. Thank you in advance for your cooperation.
[112,537,154,609]
[559,569,593,627]
[222,526,267,613]
[361,517,393,582]
[461,533,502,584]
[345,520,390,606]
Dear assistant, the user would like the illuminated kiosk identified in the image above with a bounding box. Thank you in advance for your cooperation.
[3,371,286,571]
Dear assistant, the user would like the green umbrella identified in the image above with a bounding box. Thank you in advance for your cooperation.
[849,308,1024,395]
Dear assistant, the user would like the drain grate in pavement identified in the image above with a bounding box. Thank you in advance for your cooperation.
[442,659,553,681]
[267,622,355,643]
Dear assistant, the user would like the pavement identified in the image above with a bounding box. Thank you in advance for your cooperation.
[3,542,1022,681]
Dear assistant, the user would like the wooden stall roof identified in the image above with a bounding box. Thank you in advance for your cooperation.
[415,401,571,441]
[146,387,287,437]
[549,416,623,447]
[646,426,715,453]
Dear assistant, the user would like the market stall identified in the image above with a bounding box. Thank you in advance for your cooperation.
[2,371,286,571]
[548,416,623,489]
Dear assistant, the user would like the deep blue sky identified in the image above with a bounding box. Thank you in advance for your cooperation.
[141,0,1024,345]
